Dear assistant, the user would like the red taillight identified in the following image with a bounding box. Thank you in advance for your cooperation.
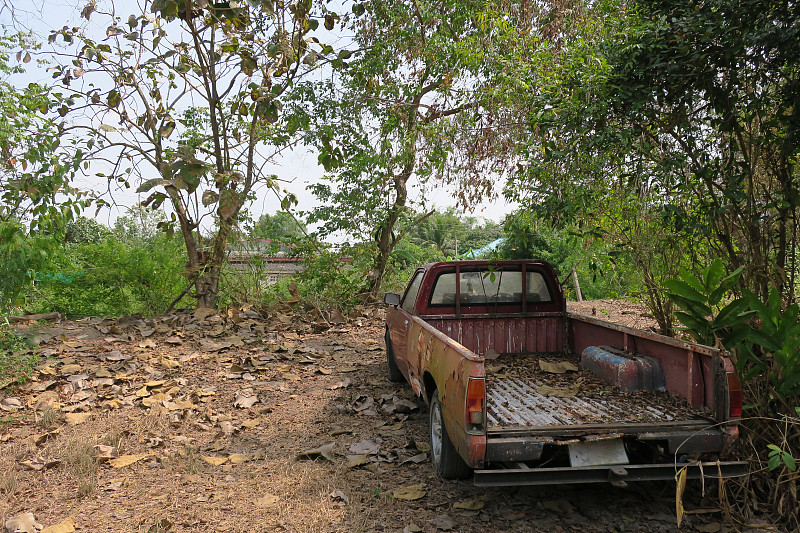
[466,378,485,427]
[727,371,742,419]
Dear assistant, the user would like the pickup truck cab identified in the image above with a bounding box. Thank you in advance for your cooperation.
[384,260,746,486]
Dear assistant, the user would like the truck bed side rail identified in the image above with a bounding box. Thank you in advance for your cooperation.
[568,313,729,418]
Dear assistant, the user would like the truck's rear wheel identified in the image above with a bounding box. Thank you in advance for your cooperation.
[385,329,404,382]
[429,389,472,479]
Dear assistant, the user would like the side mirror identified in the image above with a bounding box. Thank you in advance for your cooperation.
[384,293,400,306]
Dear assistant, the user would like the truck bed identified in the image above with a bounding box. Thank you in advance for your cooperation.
[485,353,709,430]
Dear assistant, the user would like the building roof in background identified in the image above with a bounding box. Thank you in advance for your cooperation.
[463,237,505,259]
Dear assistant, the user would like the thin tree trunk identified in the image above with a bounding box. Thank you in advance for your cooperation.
[571,266,583,302]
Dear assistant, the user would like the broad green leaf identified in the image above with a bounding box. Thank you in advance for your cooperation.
[745,328,781,352]
[712,299,751,330]
[673,312,712,340]
[678,270,706,293]
[703,259,725,292]
[669,294,713,320]
[664,279,707,305]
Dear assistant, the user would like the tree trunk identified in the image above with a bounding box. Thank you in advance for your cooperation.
[369,153,413,295]
[195,215,235,308]
[371,220,395,296]
[571,266,583,302]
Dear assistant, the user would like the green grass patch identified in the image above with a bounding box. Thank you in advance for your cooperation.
[0,318,39,386]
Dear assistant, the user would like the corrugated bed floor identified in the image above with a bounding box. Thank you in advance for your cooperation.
[485,353,705,428]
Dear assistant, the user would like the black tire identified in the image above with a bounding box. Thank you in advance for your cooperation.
[429,388,472,479]
[385,328,405,383]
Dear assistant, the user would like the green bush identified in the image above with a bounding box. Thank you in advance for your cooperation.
[294,247,373,312]
[0,318,38,386]
[252,246,372,314]
[32,235,188,317]
[381,240,446,294]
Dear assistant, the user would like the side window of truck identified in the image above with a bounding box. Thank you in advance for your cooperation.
[401,271,424,313]
[526,271,553,303]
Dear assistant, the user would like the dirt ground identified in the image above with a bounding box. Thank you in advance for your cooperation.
[0,301,734,532]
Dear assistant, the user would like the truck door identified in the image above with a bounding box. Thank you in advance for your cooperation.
[388,270,424,378]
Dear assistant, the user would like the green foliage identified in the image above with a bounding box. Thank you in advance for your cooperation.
[459,219,504,255]
[0,319,38,386]
[65,216,111,244]
[498,212,639,300]
[408,210,465,258]
[298,0,511,294]
[251,212,307,246]
[664,260,747,347]
[33,236,188,317]
[292,247,373,313]
[666,262,800,404]
[0,33,91,307]
[738,291,800,402]
[0,232,53,310]
[506,0,800,310]
[254,247,372,314]
[112,206,167,244]
[767,444,797,473]
[405,209,501,259]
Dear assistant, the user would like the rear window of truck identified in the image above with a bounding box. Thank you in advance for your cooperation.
[429,270,552,306]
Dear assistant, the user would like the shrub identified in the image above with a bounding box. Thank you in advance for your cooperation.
[665,260,800,529]
[32,235,188,317]
[294,247,373,312]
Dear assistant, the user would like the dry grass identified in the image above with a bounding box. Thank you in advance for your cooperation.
[61,436,99,498]
[35,407,63,429]
[1,470,17,495]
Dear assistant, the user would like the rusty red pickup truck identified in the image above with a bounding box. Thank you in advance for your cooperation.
[383,260,747,486]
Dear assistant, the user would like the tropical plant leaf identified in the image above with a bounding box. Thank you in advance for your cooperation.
[664,279,707,305]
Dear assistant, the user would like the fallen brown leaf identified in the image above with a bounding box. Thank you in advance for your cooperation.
[297,442,335,462]
[40,515,76,533]
[201,455,228,466]
[453,497,486,511]
[346,455,369,468]
[393,484,426,501]
[64,412,91,426]
[108,454,149,468]
[539,359,579,374]
[228,453,248,464]
[4,512,43,533]
[255,494,280,508]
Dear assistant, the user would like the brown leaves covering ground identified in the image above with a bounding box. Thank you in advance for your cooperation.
[0,301,720,532]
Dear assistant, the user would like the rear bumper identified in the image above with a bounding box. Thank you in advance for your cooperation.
[473,460,748,487]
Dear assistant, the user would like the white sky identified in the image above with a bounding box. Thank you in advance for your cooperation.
[2,0,516,239]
